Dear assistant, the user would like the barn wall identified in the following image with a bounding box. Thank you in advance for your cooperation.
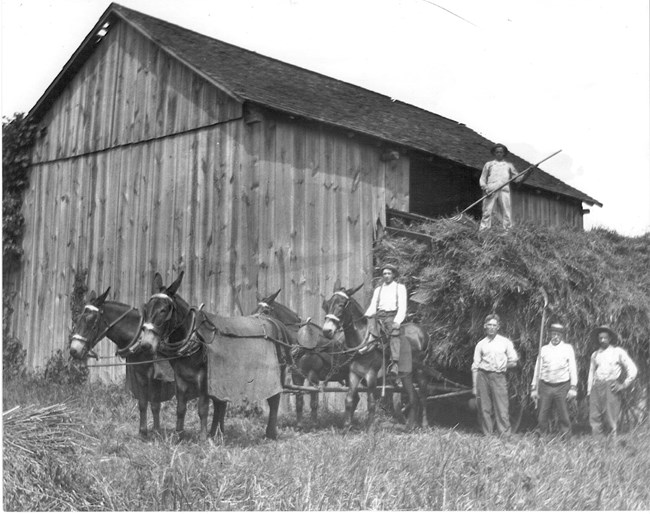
[31,19,242,164]
[13,108,409,383]
[512,189,584,229]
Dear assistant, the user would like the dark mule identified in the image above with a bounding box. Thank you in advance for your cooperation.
[139,273,289,440]
[69,287,175,437]
[322,286,431,429]
[253,290,349,423]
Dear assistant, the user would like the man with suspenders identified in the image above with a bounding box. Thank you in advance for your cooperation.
[364,264,407,375]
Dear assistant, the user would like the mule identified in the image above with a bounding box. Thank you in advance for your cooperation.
[139,272,290,440]
[321,285,432,429]
[253,290,350,423]
[69,287,176,438]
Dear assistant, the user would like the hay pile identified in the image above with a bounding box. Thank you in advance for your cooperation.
[376,218,650,399]
[3,403,103,511]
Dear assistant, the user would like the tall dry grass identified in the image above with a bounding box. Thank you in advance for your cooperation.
[4,376,650,511]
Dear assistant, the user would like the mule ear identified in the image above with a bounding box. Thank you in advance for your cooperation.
[87,290,97,303]
[256,291,262,302]
[165,271,185,297]
[333,278,341,292]
[95,287,111,306]
[322,298,329,313]
[347,283,364,297]
[152,272,164,293]
[267,289,281,304]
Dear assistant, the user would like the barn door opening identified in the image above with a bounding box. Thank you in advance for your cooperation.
[408,155,482,220]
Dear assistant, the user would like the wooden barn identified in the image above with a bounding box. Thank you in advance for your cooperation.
[7,3,600,380]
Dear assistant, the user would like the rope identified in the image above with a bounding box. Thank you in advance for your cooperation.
[85,355,183,368]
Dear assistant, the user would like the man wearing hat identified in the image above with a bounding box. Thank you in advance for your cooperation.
[530,323,578,437]
[471,313,519,436]
[479,143,524,231]
[364,264,407,375]
[587,325,638,436]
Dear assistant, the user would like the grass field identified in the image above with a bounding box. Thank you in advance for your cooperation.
[3,376,650,511]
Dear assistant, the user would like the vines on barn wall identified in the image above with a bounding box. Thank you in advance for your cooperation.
[3,113,37,275]
[3,113,37,370]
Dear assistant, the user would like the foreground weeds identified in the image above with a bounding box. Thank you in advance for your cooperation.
[3,378,650,510]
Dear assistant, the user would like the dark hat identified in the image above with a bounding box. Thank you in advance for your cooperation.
[592,325,618,345]
[380,263,399,276]
[491,143,509,156]
[549,323,566,333]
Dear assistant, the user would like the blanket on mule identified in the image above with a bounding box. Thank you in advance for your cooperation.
[206,315,284,403]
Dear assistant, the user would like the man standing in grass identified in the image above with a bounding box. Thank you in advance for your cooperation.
[587,325,638,436]
[471,313,519,435]
[479,143,524,231]
[530,323,578,437]
[364,264,407,376]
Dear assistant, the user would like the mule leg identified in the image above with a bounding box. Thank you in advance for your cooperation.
[209,396,227,437]
[401,374,418,428]
[307,370,320,423]
[137,398,149,438]
[197,393,210,441]
[365,371,378,428]
[416,371,430,428]
[266,393,281,440]
[175,387,188,439]
[345,373,362,429]
[151,401,162,434]
[293,372,305,424]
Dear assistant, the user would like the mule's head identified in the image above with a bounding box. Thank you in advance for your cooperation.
[254,289,282,316]
[69,287,111,360]
[322,284,363,339]
[139,272,184,355]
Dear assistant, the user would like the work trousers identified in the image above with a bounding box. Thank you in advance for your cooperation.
[476,370,510,435]
[590,380,622,436]
[376,311,400,363]
[537,380,571,436]
[479,188,512,231]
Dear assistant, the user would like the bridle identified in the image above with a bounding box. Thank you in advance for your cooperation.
[142,293,203,356]
[70,304,141,359]
[324,291,353,328]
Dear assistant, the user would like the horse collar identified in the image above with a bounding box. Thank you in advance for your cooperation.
[334,291,349,300]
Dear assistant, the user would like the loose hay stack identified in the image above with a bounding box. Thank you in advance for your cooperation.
[375,219,650,407]
[3,403,101,511]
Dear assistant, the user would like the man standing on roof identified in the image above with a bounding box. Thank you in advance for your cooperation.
[587,325,638,437]
[479,143,525,231]
[472,313,519,436]
[530,323,578,437]
[364,264,407,376]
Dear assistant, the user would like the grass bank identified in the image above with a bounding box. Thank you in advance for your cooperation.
[3,377,650,511]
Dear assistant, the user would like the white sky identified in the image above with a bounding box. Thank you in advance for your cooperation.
[2,0,648,235]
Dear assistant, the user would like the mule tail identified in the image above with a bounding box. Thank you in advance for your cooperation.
[209,395,227,437]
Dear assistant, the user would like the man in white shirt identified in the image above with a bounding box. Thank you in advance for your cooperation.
[587,325,638,436]
[364,264,407,375]
[530,323,578,437]
[471,313,519,435]
[479,143,524,231]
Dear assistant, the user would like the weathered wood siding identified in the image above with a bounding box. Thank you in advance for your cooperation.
[31,19,242,164]
[512,189,584,229]
[12,20,409,381]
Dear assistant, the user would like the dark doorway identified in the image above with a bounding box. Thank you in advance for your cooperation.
[409,155,482,220]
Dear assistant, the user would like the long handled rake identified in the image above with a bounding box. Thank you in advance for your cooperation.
[451,149,562,221]
[534,286,549,409]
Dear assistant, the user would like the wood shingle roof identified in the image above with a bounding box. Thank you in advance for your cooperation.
[30,2,601,206]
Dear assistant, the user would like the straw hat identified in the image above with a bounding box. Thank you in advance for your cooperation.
[592,325,618,345]
[549,323,566,334]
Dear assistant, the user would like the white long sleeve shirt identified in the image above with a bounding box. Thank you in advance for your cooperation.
[588,346,638,394]
[479,160,518,190]
[472,334,519,373]
[364,281,407,325]
[531,341,578,387]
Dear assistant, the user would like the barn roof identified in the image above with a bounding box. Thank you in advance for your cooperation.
[29,2,601,207]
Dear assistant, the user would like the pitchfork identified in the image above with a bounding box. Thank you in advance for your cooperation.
[451,149,562,221]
